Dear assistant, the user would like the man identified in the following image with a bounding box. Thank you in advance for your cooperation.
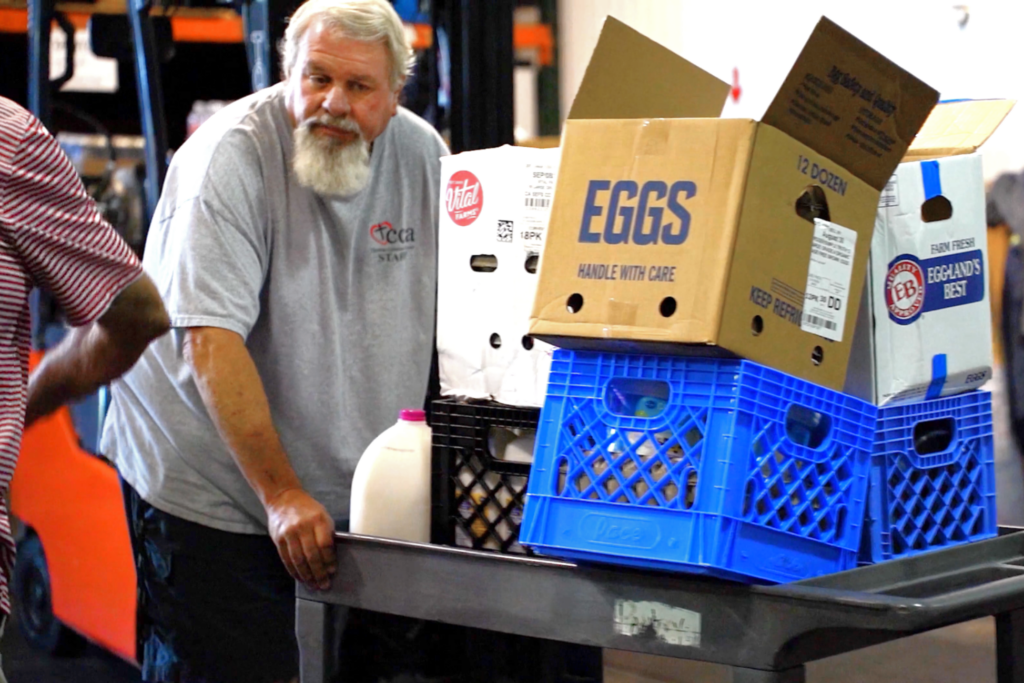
[100,0,448,679]
[0,96,170,679]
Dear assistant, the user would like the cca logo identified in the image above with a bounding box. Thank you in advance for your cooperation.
[446,170,483,227]
[578,180,696,246]
[886,257,925,323]
[370,221,415,246]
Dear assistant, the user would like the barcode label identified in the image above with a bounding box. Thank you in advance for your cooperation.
[801,219,856,342]
[802,314,837,331]
[525,197,551,208]
[497,219,513,243]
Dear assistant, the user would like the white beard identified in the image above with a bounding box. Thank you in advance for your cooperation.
[292,117,371,197]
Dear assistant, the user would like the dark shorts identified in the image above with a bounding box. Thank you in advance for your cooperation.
[120,478,298,683]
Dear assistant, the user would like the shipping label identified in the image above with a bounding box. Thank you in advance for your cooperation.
[520,161,557,251]
[802,219,857,341]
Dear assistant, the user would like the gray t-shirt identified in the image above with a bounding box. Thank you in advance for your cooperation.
[101,84,448,534]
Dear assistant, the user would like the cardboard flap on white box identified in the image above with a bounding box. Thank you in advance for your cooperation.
[437,146,560,408]
[904,100,1015,161]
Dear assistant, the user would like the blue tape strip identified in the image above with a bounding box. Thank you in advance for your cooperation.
[926,353,948,400]
[921,160,942,200]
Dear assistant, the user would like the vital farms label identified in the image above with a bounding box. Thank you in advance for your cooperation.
[885,250,985,325]
[446,170,484,226]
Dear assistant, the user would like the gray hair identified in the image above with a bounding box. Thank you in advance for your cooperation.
[280,0,413,90]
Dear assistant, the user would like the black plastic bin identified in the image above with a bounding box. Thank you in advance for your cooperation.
[430,398,538,554]
[429,399,601,683]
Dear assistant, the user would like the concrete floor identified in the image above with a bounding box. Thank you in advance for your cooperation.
[5,372,1024,683]
[2,613,137,682]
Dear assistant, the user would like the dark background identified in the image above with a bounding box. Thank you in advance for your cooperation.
[0,31,254,150]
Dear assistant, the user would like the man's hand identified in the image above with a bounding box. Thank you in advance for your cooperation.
[265,488,337,591]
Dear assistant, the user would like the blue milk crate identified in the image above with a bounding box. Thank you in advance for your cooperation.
[861,391,996,564]
[519,350,878,584]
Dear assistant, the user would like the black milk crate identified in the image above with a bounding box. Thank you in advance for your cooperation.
[430,398,538,554]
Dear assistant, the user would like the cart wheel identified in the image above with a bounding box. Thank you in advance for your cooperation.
[13,534,87,656]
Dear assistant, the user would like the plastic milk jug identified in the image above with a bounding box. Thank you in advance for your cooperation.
[349,409,432,542]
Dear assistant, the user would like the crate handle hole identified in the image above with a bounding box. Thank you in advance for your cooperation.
[606,378,670,418]
[525,253,539,274]
[488,426,535,464]
[811,346,824,365]
[489,333,502,349]
[795,185,831,223]
[752,315,764,336]
[470,254,498,272]
[785,404,832,450]
[921,195,953,223]
[913,417,956,455]
[521,335,534,350]
[567,293,584,313]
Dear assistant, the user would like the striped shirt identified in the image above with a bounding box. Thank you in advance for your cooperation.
[0,97,143,615]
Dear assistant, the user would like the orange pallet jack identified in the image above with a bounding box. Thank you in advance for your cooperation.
[11,352,136,662]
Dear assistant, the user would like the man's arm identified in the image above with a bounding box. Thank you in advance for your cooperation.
[25,274,170,426]
[183,326,336,591]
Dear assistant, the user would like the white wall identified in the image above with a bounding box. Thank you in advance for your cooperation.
[559,0,1024,180]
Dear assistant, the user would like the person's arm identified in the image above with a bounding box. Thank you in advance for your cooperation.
[25,275,169,426]
[183,325,336,591]
[1,106,169,425]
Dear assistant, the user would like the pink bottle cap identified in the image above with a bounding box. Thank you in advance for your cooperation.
[400,409,427,422]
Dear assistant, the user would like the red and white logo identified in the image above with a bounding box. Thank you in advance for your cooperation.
[446,170,483,226]
[370,221,415,246]
[885,259,925,321]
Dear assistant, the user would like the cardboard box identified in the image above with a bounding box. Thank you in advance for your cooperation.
[437,145,560,407]
[529,16,938,390]
[845,100,1014,405]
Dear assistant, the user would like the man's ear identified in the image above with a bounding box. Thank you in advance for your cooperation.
[391,83,403,116]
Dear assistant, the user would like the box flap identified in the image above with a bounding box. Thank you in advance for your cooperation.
[568,16,729,121]
[903,100,1016,161]
[762,16,938,191]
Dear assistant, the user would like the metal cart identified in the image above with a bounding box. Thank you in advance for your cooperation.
[297,528,1024,683]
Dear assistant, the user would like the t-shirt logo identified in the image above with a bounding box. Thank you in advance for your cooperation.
[446,170,483,226]
[370,221,416,264]
[370,221,415,245]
